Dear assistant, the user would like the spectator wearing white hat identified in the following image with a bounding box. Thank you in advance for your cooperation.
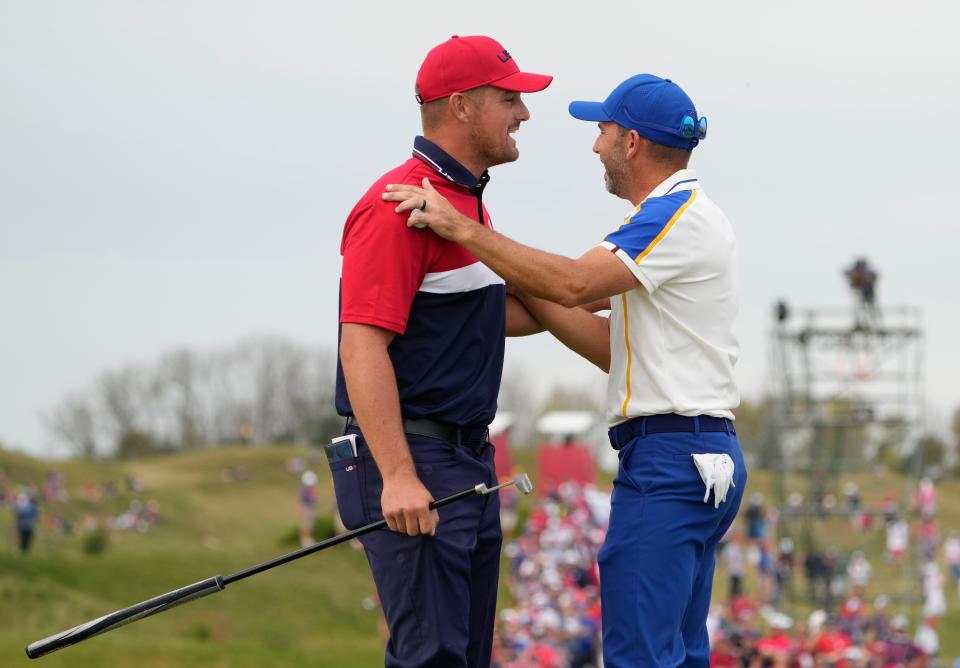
[886,517,909,564]
[922,561,947,618]
[14,488,39,554]
[914,617,939,659]
[847,550,872,592]
[299,470,318,547]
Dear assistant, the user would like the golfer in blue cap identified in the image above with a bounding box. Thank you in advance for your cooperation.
[384,73,746,667]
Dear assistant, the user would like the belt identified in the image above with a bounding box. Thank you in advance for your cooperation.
[344,416,490,448]
[608,413,735,450]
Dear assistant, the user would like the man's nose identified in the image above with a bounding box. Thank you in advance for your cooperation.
[516,99,531,122]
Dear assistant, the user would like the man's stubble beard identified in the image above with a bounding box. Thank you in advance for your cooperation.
[469,122,518,169]
[603,146,629,198]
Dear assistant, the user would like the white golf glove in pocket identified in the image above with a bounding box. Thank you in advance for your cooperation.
[691,453,736,509]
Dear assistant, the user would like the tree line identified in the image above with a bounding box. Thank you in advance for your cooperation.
[45,338,341,458]
[40,337,960,472]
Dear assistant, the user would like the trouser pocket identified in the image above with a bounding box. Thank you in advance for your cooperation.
[329,457,368,530]
[689,453,737,508]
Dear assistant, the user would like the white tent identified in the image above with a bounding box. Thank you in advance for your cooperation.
[489,411,514,438]
[535,410,595,438]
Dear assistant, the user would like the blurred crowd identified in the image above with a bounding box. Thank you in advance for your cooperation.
[2,466,160,553]
[710,477,957,667]
[709,592,941,667]
[492,482,607,668]
[492,475,959,667]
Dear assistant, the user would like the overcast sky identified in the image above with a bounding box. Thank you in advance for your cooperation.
[2,1,959,457]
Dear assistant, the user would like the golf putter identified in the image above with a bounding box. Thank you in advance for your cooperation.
[26,473,534,659]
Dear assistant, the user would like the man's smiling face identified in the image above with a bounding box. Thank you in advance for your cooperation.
[466,86,531,168]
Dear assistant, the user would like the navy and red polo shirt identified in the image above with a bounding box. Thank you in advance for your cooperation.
[334,136,506,427]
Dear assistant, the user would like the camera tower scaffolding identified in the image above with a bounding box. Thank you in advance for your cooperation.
[767,303,925,614]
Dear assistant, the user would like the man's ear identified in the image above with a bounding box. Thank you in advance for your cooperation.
[625,130,643,160]
[449,92,471,123]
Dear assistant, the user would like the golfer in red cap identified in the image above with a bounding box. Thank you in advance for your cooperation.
[332,36,550,667]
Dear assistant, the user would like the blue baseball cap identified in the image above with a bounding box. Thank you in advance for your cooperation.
[569,74,705,149]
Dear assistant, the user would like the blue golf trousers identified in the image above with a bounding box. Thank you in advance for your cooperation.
[333,427,502,668]
[599,428,747,667]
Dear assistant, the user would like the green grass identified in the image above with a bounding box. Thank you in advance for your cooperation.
[1,446,382,667]
[2,446,959,665]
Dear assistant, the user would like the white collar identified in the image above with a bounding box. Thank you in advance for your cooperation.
[648,169,700,199]
[625,169,701,218]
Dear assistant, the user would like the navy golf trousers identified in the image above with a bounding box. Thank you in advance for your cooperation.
[599,426,747,667]
[333,426,502,668]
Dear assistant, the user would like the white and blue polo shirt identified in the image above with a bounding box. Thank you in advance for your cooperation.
[600,169,740,426]
[335,137,506,427]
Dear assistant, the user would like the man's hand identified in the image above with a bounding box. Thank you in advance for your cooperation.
[382,178,473,242]
[381,470,439,537]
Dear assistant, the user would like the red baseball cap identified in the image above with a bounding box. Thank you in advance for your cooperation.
[415,35,553,104]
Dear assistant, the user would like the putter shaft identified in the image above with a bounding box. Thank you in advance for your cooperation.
[26,474,531,660]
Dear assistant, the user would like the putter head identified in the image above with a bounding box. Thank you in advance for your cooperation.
[514,473,533,496]
[476,473,534,496]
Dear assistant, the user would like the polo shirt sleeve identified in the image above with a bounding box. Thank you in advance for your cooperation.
[340,197,436,334]
[599,190,698,294]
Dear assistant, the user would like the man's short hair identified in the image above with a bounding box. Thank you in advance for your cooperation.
[417,85,492,132]
[649,144,691,168]
[641,130,692,168]
[417,86,447,132]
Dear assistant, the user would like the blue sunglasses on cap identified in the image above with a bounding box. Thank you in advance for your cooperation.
[630,114,708,142]
[680,114,708,140]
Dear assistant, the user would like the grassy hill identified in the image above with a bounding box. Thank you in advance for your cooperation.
[2,445,960,666]
[1,445,383,667]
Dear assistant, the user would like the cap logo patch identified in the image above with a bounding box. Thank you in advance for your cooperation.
[497,49,512,63]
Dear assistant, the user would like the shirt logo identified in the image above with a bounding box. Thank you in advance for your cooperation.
[497,49,512,63]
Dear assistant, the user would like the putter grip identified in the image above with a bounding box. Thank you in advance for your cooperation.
[26,575,225,659]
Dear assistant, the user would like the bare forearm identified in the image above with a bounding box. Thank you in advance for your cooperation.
[581,297,612,313]
[458,224,592,307]
[506,294,544,336]
[520,294,611,372]
[339,326,414,480]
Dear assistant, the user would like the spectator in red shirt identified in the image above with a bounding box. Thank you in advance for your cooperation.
[813,615,853,666]
[757,614,793,667]
[709,634,739,667]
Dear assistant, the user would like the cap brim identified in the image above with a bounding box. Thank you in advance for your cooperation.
[491,71,553,93]
[568,100,610,122]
